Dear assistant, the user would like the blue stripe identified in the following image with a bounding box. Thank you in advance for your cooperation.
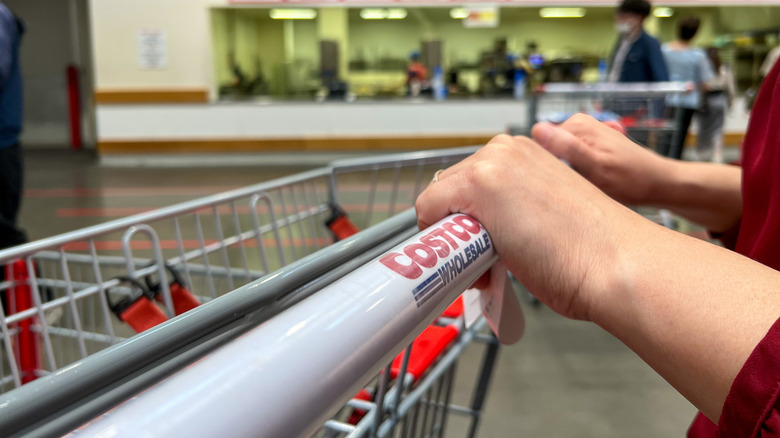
[414,277,443,301]
[416,282,446,307]
[412,273,442,298]
[415,275,444,302]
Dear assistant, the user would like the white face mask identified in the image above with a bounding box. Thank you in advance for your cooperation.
[615,22,634,35]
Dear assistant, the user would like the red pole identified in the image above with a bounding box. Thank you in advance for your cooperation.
[67,64,82,151]
[6,260,40,384]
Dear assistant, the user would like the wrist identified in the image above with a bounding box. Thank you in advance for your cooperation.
[643,156,685,207]
[586,211,667,328]
[579,202,653,323]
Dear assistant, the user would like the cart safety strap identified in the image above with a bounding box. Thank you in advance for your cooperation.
[107,277,168,333]
[4,259,40,384]
[155,282,200,316]
[347,389,373,425]
[118,297,168,333]
[391,325,459,382]
[326,204,360,241]
[145,264,201,316]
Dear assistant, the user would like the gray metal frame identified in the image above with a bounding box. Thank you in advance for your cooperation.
[67,213,498,438]
[516,82,687,147]
[0,147,500,438]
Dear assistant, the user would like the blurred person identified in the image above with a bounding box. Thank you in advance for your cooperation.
[608,0,669,83]
[0,2,26,251]
[696,47,736,163]
[524,41,544,71]
[607,0,668,150]
[522,41,545,92]
[406,51,428,97]
[760,30,780,79]
[741,31,780,112]
[416,58,780,437]
[662,16,713,160]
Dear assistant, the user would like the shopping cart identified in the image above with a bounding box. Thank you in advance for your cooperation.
[0,147,505,438]
[509,82,687,156]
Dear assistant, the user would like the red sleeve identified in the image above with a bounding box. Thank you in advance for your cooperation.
[709,217,741,251]
[717,316,780,437]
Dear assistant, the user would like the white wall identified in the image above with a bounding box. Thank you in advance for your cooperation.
[89,0,224,90]
[97,101,527,139]
[96,100,750,142]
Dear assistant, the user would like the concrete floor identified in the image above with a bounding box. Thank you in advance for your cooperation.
[16,149,700,437]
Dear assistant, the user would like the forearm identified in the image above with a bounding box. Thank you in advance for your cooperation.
[647,160,742,232]
[591,215,780,422]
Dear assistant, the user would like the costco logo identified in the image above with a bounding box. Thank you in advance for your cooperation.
[380,215,492,307]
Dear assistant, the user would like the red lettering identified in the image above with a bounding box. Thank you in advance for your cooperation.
[420,234,450,258]
[453,215,481,234]
[380,217,485,279]
[380,252,422,280]
[404,243,438,268]
[430,227,459,250]
[443,222,471,242]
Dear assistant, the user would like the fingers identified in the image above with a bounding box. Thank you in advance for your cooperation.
[531,122,595,176]
[471,272,491,290]
[415,165,465,231]
[602,120,626,135]
[416,134,515,231]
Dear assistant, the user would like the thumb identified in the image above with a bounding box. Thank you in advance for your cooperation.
[531,122,595,174]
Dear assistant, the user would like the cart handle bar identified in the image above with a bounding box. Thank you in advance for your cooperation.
[68,214,498,438]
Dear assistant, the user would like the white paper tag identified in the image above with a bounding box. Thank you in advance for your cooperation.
[462,288,483,329]
[464,262,525,345]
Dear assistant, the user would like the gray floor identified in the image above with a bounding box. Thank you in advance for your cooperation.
[16,149,700,437]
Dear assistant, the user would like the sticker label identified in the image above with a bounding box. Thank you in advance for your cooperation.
[379,215,493,307]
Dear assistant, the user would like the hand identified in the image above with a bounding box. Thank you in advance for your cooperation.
[415,134,643,321]
[532,114,673,206]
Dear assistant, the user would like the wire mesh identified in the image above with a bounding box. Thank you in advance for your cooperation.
[0,147,495,438]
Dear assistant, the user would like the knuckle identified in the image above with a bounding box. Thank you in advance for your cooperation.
[480,141,512,157]
[486,133,514,146]
[512,135,535,146]
[469,160,504,187]
[565,113,593,130]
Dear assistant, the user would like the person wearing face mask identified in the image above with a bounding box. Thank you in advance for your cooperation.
[608,0,668,83]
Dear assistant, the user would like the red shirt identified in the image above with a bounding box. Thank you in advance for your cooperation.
[688,59,780,437]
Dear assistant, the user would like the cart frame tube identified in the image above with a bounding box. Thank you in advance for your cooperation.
[70,214,498,438]
[0,210,420,437]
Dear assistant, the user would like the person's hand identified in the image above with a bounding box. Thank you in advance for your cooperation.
[531,114,673,206]
[415,134,646,321]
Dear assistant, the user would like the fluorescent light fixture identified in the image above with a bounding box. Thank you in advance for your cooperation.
[653,7,674,18]
[450,8,469,19]
[387,8,407,19]
[269,9,317,20]
[539,7,586,18]
[360,9,387,19]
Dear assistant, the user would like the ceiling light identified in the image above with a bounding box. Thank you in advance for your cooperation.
[269,9,317,20]
[387,8,407,19]
[450,8,469,19]
[360,9,387,19]
[539,8,586,18]
[653,7,674,18]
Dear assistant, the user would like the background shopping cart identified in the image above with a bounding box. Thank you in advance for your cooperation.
[509,82,687,156]
[0,147,504,438]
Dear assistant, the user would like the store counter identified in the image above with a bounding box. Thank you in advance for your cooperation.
[95,97,749,156]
